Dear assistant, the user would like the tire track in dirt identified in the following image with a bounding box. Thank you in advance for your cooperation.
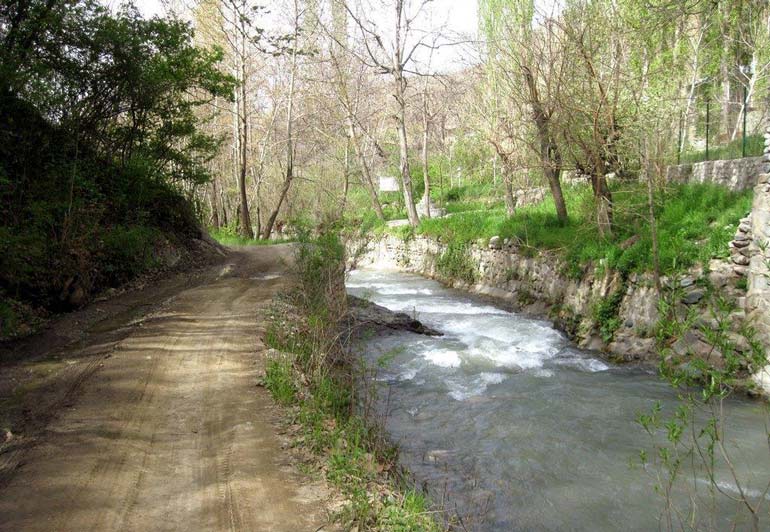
[0,245,335,531]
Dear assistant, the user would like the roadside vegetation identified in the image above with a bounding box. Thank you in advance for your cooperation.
[209,227,294,247]
[0,1,233,339]
[262,231,443,531]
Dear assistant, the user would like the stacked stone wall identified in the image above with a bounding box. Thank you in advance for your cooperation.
[666,156,764,191]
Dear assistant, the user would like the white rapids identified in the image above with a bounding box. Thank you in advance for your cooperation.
[348,269,770,531]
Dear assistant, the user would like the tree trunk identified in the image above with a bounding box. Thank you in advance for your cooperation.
[393,2,419,227]
[251,167,262,238]
[645,140,661,295]
[210,178,220,229]
[544,164,568,223]
[522,66,568,223]
[339,139,351,216]
[263,178,292,240]
[421,88,431,218]
[262,16,298,239]
[591,174,613,238]
[395,74,420,227]
[720,39,733,141]
[221,189,229,228]
[237,26,253,239]
[503,176,516,216]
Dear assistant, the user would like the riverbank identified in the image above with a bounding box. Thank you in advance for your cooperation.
[261,233,447,530]
[346,268,770,531]
[348,232,765,392]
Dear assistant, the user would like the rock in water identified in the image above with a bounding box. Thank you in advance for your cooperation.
[347,295,442,337]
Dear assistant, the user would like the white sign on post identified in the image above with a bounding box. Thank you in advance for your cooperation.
[378,176,399,192]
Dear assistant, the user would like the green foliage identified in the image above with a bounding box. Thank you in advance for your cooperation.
[0,1,233,318]
[264,356,297,406]
[436,243,477,284]
[417,183,752,278]
[640,287,769,528]
[679,135,764,164]
[101,225,161,283]
[294,225,346,316]
[0,293,44,339]
[592,287,625,343]
[210,227,294,247]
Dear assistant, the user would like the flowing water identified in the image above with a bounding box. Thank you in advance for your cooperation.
[347,269,770,531]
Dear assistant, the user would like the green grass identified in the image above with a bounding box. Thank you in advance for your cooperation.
[261,231,442,531]
[436,243,478,284]
[414,182,752,278]
[209,228,294,246]
[264,319,441,531]
[679,134,764,164]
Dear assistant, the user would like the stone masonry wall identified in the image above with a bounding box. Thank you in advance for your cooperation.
[749,132,770,392]
[350,235,749,365]
[666,156,765,192]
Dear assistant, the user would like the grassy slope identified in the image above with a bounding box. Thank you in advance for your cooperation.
[358,182,752,279]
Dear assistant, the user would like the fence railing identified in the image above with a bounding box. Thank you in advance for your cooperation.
[677,89,765,165]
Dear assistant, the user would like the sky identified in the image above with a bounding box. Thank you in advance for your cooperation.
[118,0,557,72]
[124,0,480,71]
[129,0,477,30]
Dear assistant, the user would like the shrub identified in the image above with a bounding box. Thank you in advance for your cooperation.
[264,357,297,405]
[436,243,477,284]
[101,225,161,284]
[592,287,626,343]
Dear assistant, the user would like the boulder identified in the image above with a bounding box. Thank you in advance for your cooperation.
[733,254,750,266]
[489,236,502,250]
[682,289,706,305]
[346,295,442,337]
[672,331,718,360]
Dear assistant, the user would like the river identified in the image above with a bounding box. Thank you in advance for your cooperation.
[347,269,770,531]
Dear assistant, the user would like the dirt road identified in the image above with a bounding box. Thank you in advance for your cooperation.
[0,245,334,531]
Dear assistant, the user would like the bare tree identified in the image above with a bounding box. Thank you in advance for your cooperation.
[327,24,386,220]
[262,0,302,239]
[480,0,569,223]
[342,0,443,227]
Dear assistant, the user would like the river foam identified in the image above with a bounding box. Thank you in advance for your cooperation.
[347,269,770,531]
[348,269,607,402]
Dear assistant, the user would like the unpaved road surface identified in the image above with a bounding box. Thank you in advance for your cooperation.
[0,245,334,531]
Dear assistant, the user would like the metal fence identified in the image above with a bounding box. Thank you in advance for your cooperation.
[676,88,766,165]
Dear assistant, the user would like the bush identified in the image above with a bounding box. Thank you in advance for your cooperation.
[436,243,477,284]
[264,357,297,405]
[101,225,161,284]
[679,134,764,164]
[592,287,625,342]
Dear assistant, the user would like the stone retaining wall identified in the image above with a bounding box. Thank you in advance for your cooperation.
[748,132,770,393]
[666,156,764,192]
[349,235,749,366]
